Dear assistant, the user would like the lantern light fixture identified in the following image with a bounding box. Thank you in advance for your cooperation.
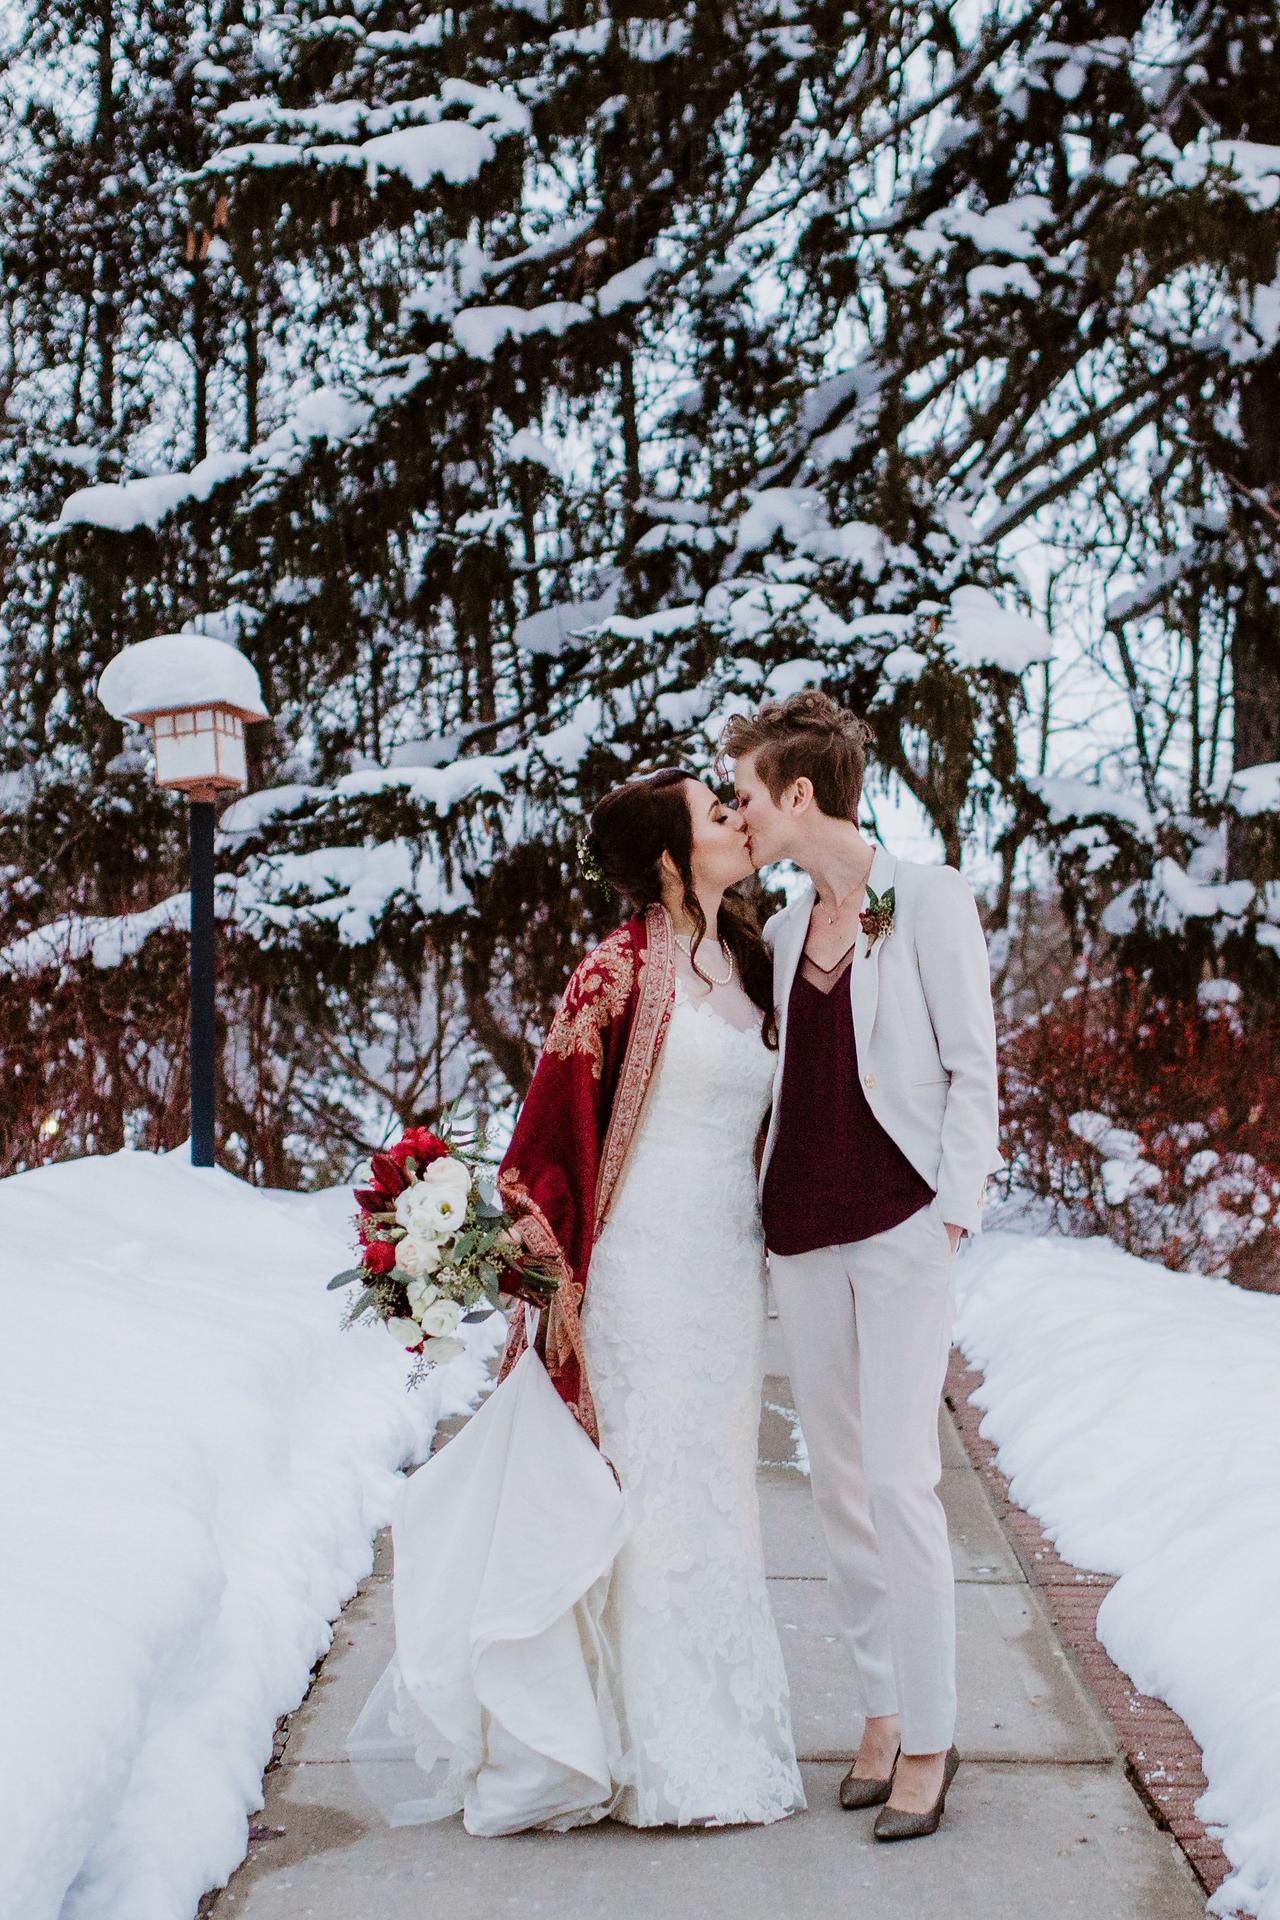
[96,632,270,1166]
[97,631,268,800]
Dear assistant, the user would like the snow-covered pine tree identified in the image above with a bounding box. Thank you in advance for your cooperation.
[0,0,274,1168]
[22,0,1280,1167]
[831,0,1280,1000]
[5,0,1058,1175]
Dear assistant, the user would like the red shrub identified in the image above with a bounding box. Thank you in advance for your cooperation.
[999,972,1280,1281]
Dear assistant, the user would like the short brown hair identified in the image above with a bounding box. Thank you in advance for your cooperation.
[719,690,873,820]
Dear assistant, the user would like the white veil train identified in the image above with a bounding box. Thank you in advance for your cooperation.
[345,1309,631,1837]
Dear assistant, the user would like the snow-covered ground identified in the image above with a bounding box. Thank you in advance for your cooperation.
[0,1149,504,1920]
[956,1229,1280,1920]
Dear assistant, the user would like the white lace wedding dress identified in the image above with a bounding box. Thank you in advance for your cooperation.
[579,968,804,1826]
[347,952,804,1835]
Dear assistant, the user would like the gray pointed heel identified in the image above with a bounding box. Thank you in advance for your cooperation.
[839,1746,899,1810]
[872,1746,960,1842]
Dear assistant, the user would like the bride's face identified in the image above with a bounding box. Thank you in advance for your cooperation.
[683,778,754,892]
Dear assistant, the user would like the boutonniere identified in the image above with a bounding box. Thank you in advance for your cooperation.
[859,884,895,952]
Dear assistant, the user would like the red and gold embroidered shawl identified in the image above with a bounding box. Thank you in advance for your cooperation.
[495,903,676,1445]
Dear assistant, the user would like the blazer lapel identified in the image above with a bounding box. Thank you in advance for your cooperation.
[773,888,812,1056]
[850,845,896,1057]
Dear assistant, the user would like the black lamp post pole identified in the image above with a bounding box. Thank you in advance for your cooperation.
[189,795,217,1167]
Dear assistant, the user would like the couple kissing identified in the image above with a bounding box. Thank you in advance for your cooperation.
[347,689,1001,1844]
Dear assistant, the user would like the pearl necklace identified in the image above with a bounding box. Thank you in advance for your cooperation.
[674,932,735,986]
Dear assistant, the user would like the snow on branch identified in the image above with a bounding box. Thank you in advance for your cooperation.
[1025,774,1155,839]
[0,896,192,980]
[1101,860,1256,938]
[59,452,252,535]
[451,255,661,359]
[937,586,1053,673]
[1228,763,1280,818]
[194,79,530,192]
[58,388,373,535]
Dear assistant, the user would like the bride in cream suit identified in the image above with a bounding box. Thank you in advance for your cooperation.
[723,690,1001,1844]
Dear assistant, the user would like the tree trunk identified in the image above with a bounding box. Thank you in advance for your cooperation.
[94,0,117,434]
[1226,350,1280,884]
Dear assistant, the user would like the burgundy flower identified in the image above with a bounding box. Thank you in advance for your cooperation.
[363,1238,398,1275]
[388,1127,449,1172]
[354,1187,388,1216]
[369,1150,409,1197]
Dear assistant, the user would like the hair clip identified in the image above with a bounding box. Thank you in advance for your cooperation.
[576,831,613,895]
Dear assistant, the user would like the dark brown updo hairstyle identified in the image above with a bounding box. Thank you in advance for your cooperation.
[583,768,776,1049]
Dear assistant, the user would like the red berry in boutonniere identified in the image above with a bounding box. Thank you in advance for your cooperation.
[859,884,896,952]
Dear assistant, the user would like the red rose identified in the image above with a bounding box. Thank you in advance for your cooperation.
[363,1238,397,1275]
[389,1127,449,1172]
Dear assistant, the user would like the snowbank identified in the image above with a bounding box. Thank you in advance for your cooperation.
[0,1150,503,1920]
[955,1230,1280,1920]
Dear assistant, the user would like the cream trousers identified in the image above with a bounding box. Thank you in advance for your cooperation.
[769,1198,957,1755]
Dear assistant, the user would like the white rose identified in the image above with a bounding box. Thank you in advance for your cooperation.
[406,1280,440,1320]
[421,1335,465,1366]
[398,1180,469,1243]
[421,1154,471,1198]
[394,1233,440,1279]
[395,1163,470,1241]
[386,1317,423,1348]
[394,1183,438,1236]
[419,1298,462,1338]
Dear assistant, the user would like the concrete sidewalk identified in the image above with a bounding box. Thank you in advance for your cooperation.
[207,1320,1206,1920]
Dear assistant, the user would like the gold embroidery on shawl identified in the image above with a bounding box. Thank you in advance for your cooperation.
[594,904,676,1238]
[543,930,635,1080]
[496,1166,598,1445]
[496,1166,572,1285]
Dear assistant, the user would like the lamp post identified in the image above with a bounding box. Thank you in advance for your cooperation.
[97,633,269,1167]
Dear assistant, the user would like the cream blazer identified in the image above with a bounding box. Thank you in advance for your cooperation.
[760,844,1002,1235]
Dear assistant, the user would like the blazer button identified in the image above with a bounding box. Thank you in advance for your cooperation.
[864,1072,876,1089]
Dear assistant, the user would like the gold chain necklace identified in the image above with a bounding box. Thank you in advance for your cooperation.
[817,855,875,927]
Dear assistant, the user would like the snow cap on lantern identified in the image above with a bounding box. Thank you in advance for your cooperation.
[97,633,268,797]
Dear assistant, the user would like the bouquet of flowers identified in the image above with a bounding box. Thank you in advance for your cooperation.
[327,1120,560,1380]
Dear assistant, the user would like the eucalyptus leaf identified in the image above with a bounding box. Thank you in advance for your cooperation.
[327,1267,364,1290]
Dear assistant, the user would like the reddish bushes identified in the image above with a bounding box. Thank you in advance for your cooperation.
[999,972,1280,1283]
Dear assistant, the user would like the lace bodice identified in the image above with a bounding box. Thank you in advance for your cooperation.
[611,980,774,1196]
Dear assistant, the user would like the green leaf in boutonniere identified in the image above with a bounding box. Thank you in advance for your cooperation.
[859,884,896,952]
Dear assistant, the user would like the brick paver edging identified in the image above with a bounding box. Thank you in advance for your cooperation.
[945,1348,1244,1913]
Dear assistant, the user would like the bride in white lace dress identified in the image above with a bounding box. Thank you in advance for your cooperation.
[583,920,799,1826]
[347,771,803,1835]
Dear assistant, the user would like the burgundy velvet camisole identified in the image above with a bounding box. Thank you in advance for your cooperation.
[761,946,934,1257]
